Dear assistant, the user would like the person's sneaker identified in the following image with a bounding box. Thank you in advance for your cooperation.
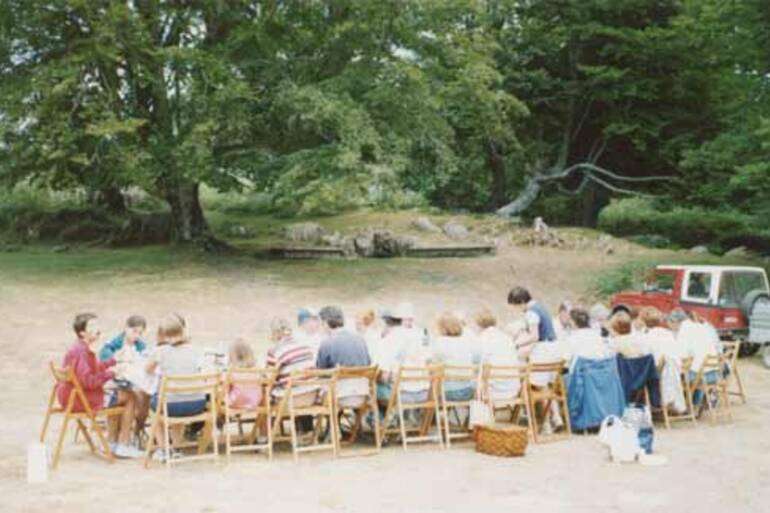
[152,448,182,463]
[114,443,144,459]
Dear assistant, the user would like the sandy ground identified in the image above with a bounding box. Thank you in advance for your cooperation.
[1,244,769,512]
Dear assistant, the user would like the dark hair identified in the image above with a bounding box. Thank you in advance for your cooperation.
[384,316,402,327]
[73,313,97,336]
[320,305,344,330]
[126,315,146,329]
[507,286,531,305]
[570,308,591,329]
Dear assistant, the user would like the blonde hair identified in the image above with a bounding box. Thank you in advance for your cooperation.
[639,307,663,329]
[229,339,256,368]
[357,309,375,328]
[270,317,292,341]
[158,314,187,346]
[437,312,463,337]
[474,308,497,330]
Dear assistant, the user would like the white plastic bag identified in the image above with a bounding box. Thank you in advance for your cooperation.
[469,399,492,427]
[598,415,640,463]
[27,442,48,483]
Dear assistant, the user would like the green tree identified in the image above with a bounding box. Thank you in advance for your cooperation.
[0,0,254,242]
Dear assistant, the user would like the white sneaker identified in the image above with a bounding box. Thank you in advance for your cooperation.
[114,443,144,459]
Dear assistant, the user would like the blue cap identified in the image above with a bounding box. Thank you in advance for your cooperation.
[297,307,319,325]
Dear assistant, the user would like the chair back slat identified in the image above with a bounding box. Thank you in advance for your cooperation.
[442,364,478,382]
[49,362,71,383]
[225,367,277,387]
[160,372,221,395]
[482,363,528,381]
[336,365,378,380]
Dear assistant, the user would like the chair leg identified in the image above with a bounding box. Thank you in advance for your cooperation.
[76,420,96,454]
[371,396,382,451]
[397,395,407,451]
[288,399,299,463]
[144,414,159,468]
[442,400,451,449]
[40,389,57,443]
[52,415,71,470]
[89,416,113,462]
[266,409,274,461]
[734,368,747,404]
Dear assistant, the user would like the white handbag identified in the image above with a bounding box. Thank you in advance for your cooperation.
[598,415,640,463]
[469,370,492,427]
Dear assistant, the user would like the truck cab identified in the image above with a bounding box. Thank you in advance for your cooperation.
[611,265,770,358]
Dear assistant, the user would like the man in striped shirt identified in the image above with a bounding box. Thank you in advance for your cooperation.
[265,317,317,400]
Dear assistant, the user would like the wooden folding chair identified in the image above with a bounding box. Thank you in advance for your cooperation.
[144,372,221,468]
[333,365,381,456]
[655,356,698,428]
[481,364,535,439]
[721,341,746,404]
[690,354,732,424]
[440,365,478,447]
[381,365,444,450]
[527,360,571,443]
[221,367,277,461]
[40,362,126,469]
[272,369,338,462]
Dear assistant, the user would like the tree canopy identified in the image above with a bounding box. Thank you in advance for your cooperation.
[0,0,767,242]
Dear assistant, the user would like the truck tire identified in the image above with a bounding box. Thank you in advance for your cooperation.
[739,342,761,357]
[742,290,770,358]
[741,289,770,318]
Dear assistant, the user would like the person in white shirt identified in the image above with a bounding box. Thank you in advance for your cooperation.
[295,307,324,357]
[431,312,475,401]
[608,311,652,358]
[638,307,683,363]
[553,301,573,341]
[473,309,520,400]
[374,308,428,405]
[668,309,721,375]
[565,308,612,363]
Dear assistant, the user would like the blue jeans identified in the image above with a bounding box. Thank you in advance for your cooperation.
[445,387,474,402]
[688,370,719,405]
[150,394,207,417]
[377,384,429,404]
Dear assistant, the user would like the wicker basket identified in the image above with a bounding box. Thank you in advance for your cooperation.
[474,424,528,457]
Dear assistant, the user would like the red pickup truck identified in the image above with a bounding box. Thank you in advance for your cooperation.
[611,265,770,362]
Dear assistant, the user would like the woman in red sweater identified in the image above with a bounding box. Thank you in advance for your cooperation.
[57,313,142,458]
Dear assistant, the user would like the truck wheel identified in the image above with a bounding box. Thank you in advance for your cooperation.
[763,346,770,369]
[739,343,761,357]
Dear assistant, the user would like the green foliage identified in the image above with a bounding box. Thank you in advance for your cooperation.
[598,198,756,248]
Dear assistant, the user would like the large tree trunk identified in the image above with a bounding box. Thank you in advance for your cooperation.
[487,140,508,209]
[496,177,542,217]
[99,186,127,214]
[164,181,209,243]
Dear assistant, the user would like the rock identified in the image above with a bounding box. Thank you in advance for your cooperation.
[52,244,70,253]
[605,246,615,255]
[320,231,343,247]
[690,245,710,255]
[353,232,375,257]
[372,230,415,257]
[598,234,613,245]
[725,246,749,257]
[285,222,325,243]
[443,221,469,240]
[412,217,441,233]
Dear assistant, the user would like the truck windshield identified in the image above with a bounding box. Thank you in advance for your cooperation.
[718,271,768,307]
[645,272,675,293]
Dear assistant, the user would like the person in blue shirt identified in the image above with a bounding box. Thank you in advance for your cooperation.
[99,315,150,446]
[507,286,557,357]
[99,315,149,362]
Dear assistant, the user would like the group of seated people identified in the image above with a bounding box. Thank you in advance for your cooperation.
[54,285,725,460]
